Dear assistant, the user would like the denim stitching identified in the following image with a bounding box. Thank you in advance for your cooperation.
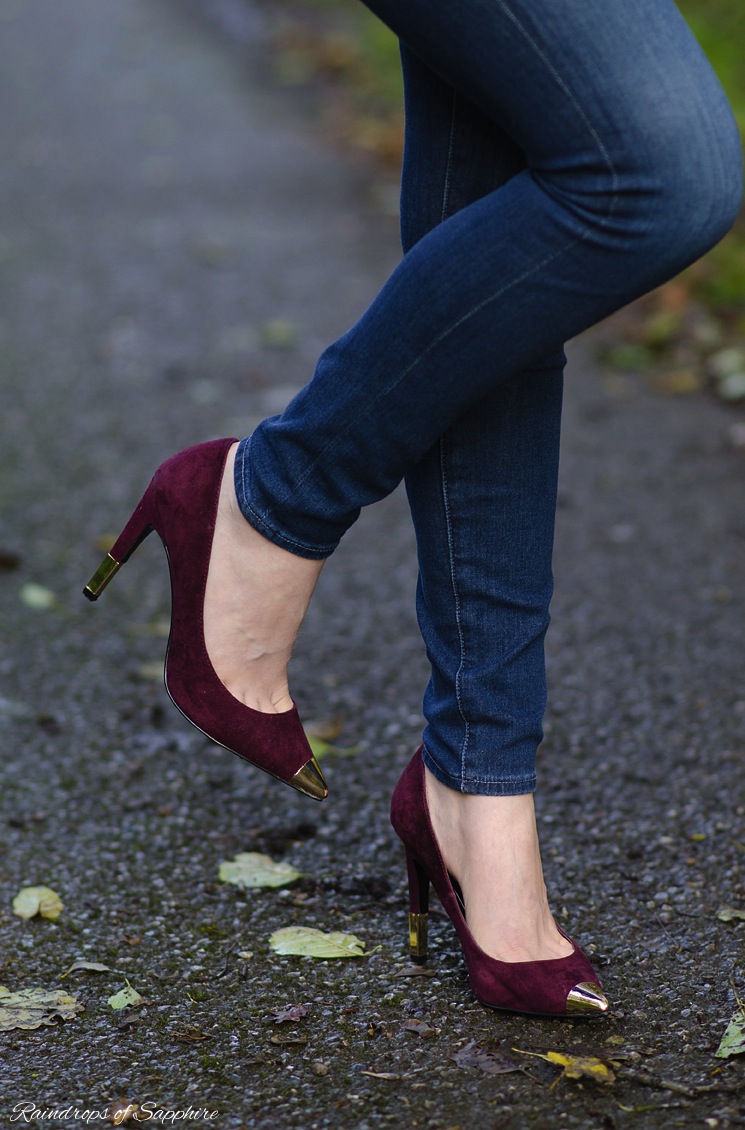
[440,91,458,222]
[275,237,577,511]
[495,0,619,202]
[438,436,470,786]
[423,742,536,794]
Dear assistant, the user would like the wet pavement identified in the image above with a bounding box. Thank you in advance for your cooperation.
[0,1,743,1127]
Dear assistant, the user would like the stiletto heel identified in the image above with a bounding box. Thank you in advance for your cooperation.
[391,749,609,1017]
[83,496,156,601]
[405,850,429,963]
[82,439,328,802]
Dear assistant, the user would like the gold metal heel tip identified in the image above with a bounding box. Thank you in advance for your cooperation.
[566,982,610,1015]
[83,553,121,601]
[290,756,329,801]
[408,912,429,962]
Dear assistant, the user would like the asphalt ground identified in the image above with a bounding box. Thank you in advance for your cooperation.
[0,1,743,1127]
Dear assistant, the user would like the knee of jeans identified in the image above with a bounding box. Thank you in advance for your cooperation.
[625,102,743,277]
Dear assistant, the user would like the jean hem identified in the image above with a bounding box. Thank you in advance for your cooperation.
[421,742,537,796]
[234,436,338,561]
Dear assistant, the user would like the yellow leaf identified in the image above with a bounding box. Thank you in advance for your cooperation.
[545,1051,616,1084]
[0,987,83,1031]
[12,886,63,920]
[269,926,371,959]
[218,852,301,890]
[513,1047,616,1085]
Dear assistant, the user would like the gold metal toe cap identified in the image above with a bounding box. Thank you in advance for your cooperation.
[565,982,610,1015]
[290,756,329,801]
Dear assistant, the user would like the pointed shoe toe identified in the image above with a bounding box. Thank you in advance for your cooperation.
[566,982,609,1015]
[291,756,330,801]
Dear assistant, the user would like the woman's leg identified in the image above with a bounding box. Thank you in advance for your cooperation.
[208,0,741,716]
[399,45,571,959]
[235,0,741,558]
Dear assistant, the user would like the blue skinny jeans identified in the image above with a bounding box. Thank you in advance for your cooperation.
[235,0,743,794]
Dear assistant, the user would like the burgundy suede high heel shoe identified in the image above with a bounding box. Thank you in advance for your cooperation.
[390,749,608,1016]
[83,438,328,801]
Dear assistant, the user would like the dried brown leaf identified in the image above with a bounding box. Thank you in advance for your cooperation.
[270,1003,309,1024]
[403,1018,440,1039]
[452,1039,520,1076]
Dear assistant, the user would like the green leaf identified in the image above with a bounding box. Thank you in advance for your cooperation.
[107,984,143,1010]
[0,987,83,1031]
[307,736,361,761]
[218,852,301,890]
[714,1009,745,1059]
[269,926,370,959]
[259,318,297,349]
[12,886,63,920]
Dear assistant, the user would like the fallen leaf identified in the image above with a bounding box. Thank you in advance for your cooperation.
[402,1018,440,1039]
[19,583,57,610]
[452,1040,521,1076]
[269,1033,308,1045]
[260,318,297,349]
[12,886,63,920]
[307,736,361,761]
[107,985,143,1011]
[0,697,33,719]
[219,852,301,890]
[270,1003,309,1024]
[172,1024,209,1043]
[714,1008,745,1059]
[717,906,745,923]
[360,1071,401,1080]
[108,1098,140,1123]
[237,950,253,960]
[0,986,83,1031]
[394,964,436,978]
[514,1047,616,1085]
[61,960,112,977]
[268,926,371,959]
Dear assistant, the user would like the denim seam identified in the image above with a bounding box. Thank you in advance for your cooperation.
[263,236,578,519]
[440,91,458,222]
[437,436,470,786]
[495,0,619,204]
